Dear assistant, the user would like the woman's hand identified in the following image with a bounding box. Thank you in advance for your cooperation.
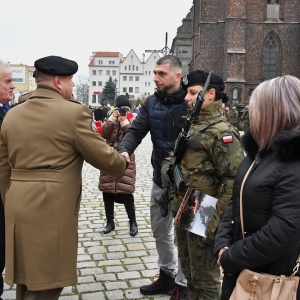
[217,247,228,266]
[112,108,120,118]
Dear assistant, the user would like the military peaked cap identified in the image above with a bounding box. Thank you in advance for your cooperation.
[182,70,225,92]
[34,55,78,76]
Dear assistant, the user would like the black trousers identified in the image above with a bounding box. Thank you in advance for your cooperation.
[103,193,136,220]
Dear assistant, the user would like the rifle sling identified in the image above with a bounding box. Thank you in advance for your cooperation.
[176,183,222,196]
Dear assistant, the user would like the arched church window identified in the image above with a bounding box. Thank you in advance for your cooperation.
[263,34,278,80]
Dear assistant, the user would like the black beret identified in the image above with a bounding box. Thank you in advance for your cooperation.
[34,55,78,76]
[115,95,131,108]
[182,70,225,92]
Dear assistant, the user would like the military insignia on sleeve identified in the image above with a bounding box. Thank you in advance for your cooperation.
[222,135,233,143]
[91,120,97,133]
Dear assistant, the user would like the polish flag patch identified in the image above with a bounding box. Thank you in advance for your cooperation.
[223,135,233,143]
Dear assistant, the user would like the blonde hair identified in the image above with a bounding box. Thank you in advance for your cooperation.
[250,75,300,151]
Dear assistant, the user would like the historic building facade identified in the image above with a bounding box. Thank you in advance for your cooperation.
[88,51,160,106]
[173,0,300,105]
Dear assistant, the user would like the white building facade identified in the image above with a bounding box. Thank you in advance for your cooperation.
[88,50,161,106]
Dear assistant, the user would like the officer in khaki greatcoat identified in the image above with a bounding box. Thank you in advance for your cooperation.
[0,55,127,300]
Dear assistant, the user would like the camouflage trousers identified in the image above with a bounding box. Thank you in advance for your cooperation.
[176,227,221,300]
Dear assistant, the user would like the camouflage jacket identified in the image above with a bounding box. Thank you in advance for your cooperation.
[169,100,244,243]
[242,108,250,132]
[227,109,239,126]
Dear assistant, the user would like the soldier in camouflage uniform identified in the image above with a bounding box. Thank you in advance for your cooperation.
[241,104,249,132]
[227,105,239,127]
[161,70,244,300]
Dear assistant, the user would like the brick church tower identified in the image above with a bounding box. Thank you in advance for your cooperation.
[188,0,300,105]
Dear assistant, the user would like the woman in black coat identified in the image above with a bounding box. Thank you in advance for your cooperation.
[215,75,300,300]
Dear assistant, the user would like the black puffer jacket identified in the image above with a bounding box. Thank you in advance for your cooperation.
[119,88,187,187]
[215,129,300,299]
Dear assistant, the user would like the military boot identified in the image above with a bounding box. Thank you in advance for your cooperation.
[140,269,175,295]
[169,283,189,300]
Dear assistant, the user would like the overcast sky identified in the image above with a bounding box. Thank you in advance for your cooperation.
[1,0,193,82]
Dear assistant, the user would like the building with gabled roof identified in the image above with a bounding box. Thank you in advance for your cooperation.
[88,50,161,107]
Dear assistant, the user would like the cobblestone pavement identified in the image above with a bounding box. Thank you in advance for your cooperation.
[3,133,173,300]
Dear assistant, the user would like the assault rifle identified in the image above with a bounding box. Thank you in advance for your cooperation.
[155,71,212,217]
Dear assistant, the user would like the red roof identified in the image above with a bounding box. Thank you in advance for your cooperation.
[88,52,120,67]
[94,52,119,57]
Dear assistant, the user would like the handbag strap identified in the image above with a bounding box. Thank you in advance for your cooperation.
[239,161,256,239]
[239,161,300,275]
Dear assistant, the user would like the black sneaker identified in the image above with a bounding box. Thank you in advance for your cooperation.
[169,283,189,300]
[140,269,175,295]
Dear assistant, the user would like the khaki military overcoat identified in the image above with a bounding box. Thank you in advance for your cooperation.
[0,88,126,291]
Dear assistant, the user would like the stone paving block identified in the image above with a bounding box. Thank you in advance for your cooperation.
[137,232,153,238]
[82,241,100,247]
[125,250,147,258]
[104,281,128,290]
[86,233,103,238]
[124,288,145,299]
[126,243,145,251]
[142,255,159,263]
[121,258,142,265]
[77,248,86,255]
[144,241,156,249]
[106,252,125,259]
[141,236,156,242]
[80,268,104,276]
[107,244,127,252]
[77,261,97,269]
[145,262,159,269]
[117,271,141,280]
[141,269,160,278]
[77,254,91,262]
[60,296,79,300]
[125,264,145,272]
[101,239,122,246]
[92,254,105,260]
[76,282,104,293]
[121,237,143,244]
[129,278,152,288]
[87,246,106,254]
[106,265,125,273]
[81,292,105,300]
[98,259,122,267]
[105,290,124,300]
[95,273,117,281]
[78,275,95,284]
[88,222,103,228]
[61,286,73,294]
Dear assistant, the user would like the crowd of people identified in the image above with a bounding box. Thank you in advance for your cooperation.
[0,53,299,300]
